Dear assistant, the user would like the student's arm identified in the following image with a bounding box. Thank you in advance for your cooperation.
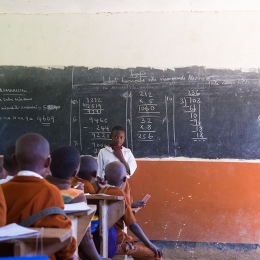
[129,222,163,257]
[113,147,131,174]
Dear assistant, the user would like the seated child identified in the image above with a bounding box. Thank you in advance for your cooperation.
[1,133,76,260]
[97,125,145,208]
[46,146,85,204]
[0,185,6,226]
[0,145,19,184]
[47,146,109,260]
[71,155,106,194]
[98,161,163,260]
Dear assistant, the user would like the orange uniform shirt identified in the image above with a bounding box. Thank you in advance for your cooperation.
[0,185,6,226]
[2,175,76,260]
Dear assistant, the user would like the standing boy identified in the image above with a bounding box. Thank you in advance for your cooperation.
[97,126,137,178]
[1,133,76,260]
[97,126,144,208]
[99,161,163,260]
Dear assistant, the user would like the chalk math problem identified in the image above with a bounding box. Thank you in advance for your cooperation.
[1,66,260,159]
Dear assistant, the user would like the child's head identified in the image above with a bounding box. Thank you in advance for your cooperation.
[104,161,127,187]
[110,125,126,147]
[14,133,50,174]
[3,145,19,176]
[77,155,98,182]
[50,146,80,180]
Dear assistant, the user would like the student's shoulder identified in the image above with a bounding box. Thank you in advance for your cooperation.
[98,146,113,154]
[42,178,64,195]
[66,187,84,196]
[100,186,124,196]
[122,146,133,153]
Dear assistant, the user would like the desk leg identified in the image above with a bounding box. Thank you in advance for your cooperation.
[100,200,108,258]
[70,218,79,256]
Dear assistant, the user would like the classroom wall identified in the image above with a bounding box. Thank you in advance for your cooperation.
[2,5,260,245]
[129,160,260,243]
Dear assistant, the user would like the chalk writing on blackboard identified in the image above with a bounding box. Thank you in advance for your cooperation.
[1,66,260,159]
[180,90,207,142]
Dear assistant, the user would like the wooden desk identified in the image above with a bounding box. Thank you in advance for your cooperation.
[0,228,72,256]
[66,204,96,247]
[85,194,125,257]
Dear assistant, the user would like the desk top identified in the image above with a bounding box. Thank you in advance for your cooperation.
[85,194,124,201]
[5,228,72,243]
[66,204,96,218]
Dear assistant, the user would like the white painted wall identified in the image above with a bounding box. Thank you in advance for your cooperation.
[1,11,260,68]
[2,0,260,13]
[1,1,260,68]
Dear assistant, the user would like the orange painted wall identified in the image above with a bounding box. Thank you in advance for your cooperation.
[129,160,260,243]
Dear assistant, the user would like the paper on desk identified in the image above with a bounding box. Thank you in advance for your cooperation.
[64,202,91,213]
[0,223,40,241]
[85,193,110,196]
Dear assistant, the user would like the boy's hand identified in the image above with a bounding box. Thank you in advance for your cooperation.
[113,146,131,174]
[148,243,163,257]
[131,200,146,208]
[72,182,84,191]
[113,146,124,161]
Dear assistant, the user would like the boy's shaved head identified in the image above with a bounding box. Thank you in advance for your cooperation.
[78,155,98,181]
[105,161,126,187]
[15,133,50,174]
[50,146,80,180]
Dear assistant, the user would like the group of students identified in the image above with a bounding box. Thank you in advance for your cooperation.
[0,125,163,260]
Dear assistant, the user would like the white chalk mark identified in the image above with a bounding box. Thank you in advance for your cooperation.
[79,98,82,151]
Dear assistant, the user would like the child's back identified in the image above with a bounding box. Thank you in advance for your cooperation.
[1,133,76,260]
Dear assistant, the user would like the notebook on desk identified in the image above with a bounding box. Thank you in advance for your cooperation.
[85,193,110,196]
[64,202,91,213]
[0,223,41,241]
[0,257,48,259]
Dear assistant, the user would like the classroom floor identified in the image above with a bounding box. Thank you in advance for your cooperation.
[113,252,260,260]
[110,241,260,260]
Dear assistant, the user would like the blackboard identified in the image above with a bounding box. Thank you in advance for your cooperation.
[1,65,260,159]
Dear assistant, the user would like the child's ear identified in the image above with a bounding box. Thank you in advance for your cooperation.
[44,157,51,168]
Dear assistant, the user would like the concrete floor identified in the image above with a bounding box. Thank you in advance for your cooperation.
[112,240,260,260]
